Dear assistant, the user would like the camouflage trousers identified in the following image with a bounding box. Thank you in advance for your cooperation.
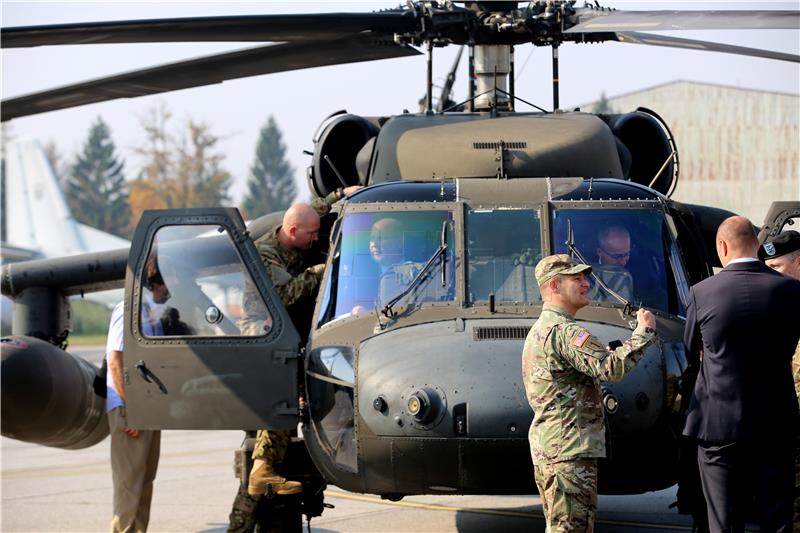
[252,429,290,462]
[227,430,291,533]
[534,458,598,533]
[228,485,259,533]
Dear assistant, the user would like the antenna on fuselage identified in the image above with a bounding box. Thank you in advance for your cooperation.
[551,44,560,111]
[436,46,464,112]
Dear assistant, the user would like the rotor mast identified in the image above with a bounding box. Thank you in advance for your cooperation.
[473,45,513,112]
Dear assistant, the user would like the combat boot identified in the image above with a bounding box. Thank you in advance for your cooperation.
[248,458,303,496]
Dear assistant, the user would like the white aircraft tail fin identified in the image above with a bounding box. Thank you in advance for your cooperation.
[2,137,129,259]
[1,137,130,321]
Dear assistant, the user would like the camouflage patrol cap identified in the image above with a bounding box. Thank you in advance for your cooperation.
[759,230,800,261]
[535,254,592,286]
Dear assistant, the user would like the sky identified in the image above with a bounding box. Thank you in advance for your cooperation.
[2,1,799,204]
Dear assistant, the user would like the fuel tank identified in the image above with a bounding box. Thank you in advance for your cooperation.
[1,336,109,449]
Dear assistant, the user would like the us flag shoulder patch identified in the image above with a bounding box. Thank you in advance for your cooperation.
[572,330,590,347]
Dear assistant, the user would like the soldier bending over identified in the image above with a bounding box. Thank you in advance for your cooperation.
[228,186,360,533]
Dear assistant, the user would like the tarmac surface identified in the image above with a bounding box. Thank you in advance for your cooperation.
[1,346,699,532]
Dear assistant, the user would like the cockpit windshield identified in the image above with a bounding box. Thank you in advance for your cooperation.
[466,208,543,303]
[317,210,455,326]
[551,207,689,315]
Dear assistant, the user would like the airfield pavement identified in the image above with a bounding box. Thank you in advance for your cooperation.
[1,345,706,533]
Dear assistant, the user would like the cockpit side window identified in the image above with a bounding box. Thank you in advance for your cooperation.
[466,209,543,303]
[139,225,273,337]
[317,210,455,326]
[550,207,687,315]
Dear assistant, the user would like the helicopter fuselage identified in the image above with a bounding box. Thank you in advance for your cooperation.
[300,178,692,497]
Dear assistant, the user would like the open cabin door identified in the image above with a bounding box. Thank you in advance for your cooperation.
[123,208,301,430]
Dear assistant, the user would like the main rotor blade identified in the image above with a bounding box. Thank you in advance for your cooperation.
[2,37,420,121]
[607,31,800,63]
[1,12,416,48]
[567,9,800,33]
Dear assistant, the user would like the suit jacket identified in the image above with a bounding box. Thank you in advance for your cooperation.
[683,260,800,443]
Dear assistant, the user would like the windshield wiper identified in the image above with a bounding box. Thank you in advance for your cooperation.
[382,220,448,319]
[565,219,635,316]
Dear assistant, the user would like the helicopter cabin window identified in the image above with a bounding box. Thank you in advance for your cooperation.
[466,208,543,303]
[139,225,273,337]
[550,208,687,316]
[306,346,357,472]
[317,211,455,326]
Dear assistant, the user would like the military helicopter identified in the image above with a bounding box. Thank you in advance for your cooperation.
[2,1,799,530]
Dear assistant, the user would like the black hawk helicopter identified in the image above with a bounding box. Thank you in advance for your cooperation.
[2,1,799,530]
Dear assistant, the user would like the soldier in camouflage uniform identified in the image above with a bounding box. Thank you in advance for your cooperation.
[228,186,360,533]
[758,230,800,530]
[522,254,658,532]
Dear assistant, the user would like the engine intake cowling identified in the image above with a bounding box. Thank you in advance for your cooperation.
[605,108,678,196]
[309,114,379,197]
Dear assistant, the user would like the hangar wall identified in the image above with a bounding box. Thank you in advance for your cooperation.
[588,81,799,225]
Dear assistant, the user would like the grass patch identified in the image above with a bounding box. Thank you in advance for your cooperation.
[67,334,108,346]
[70,299,112,336]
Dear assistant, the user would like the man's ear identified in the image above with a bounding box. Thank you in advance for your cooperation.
[716,238,727,263]
[287,224,297,238]
[548,277,560,294]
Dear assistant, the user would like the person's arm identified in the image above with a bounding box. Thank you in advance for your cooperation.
[557,308,657,383]
[108,348,140,438]
[275,265,325,307]
[310,186,362,216]
[108,350,126,403]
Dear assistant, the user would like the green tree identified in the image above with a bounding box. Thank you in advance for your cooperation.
[241,116,296,219]
[592,91,615,114]
[43,139,69,188]
[66,117,130,238]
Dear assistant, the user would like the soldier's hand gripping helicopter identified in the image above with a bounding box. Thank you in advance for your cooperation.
[2,1,799,530]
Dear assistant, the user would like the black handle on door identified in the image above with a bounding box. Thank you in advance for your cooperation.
[135,360,168,395]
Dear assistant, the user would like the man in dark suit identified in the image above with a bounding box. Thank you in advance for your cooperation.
[683,216,800,533]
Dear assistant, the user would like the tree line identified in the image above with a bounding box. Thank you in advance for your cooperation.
[42,104,297,239]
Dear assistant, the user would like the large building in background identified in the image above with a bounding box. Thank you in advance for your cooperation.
[587,80,799,225]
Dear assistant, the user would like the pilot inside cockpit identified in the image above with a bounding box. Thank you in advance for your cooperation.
[587,225,635,302]
[372,217,429,310]
[348,217,406,315]
[551,208,676,314]
[369,217,405,273]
